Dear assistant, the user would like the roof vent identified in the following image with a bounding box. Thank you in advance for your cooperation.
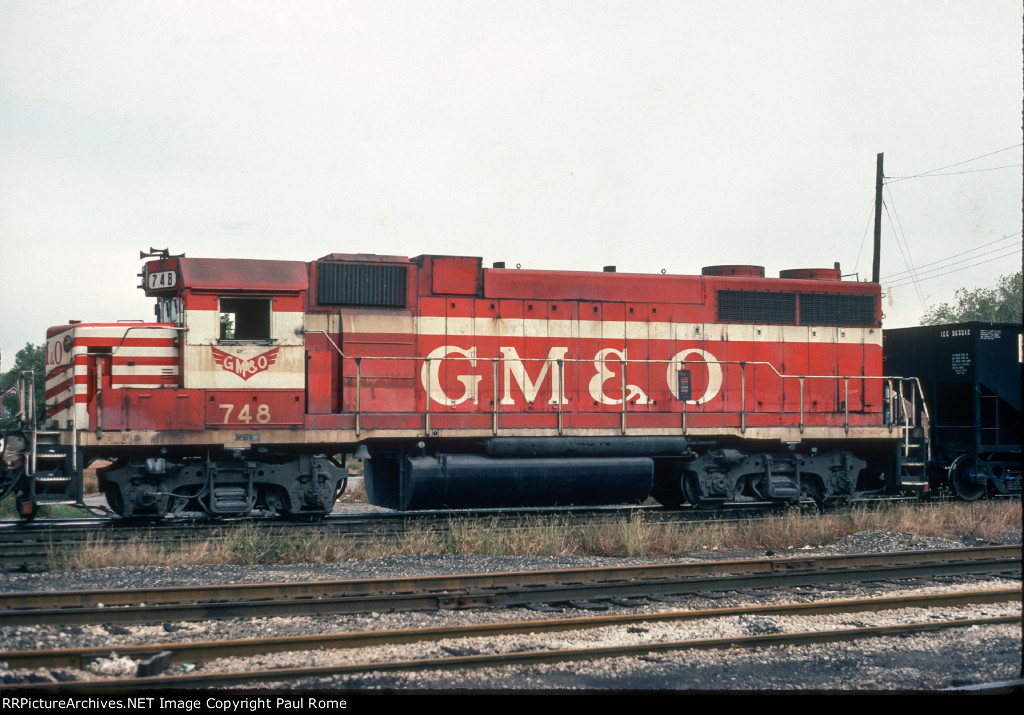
[779,268,841,281]
[603,265,616,272]
[702,265,765,278]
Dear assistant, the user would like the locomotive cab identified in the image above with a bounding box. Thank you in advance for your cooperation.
[36,254,347,519]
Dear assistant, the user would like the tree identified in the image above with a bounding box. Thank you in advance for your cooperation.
[1,343,46,428]
[920,271,1022,325]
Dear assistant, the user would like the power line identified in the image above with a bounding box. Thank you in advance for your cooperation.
[852,199,876,274]
[886,144,1023,183]
[880,233,1022,281]
[886,245,1021,286]
[889,164,1021,179]
[882,181,927,310]
[886,247,1021,289]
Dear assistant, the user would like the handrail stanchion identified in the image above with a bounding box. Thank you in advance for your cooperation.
[898,379,907,431]
[681,361,687,436]
[886,378,894,432]
[799,376,805,433]
[557,359,564,435]
[843,377,849,433]
[913,379,921,428]
[354,357,361,438]
[424,357,431,436]
[740,362,746,434]
[620,359,627,434]
[492,358,498,436]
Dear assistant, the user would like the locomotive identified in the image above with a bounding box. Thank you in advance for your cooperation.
[1,249,1019,519]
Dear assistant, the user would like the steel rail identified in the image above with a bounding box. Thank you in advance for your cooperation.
[0,500,820,546]
[2,545,1017,608]
[0,547,1018,626]
[0,505,768,573]
[4,613,1018,690]
[0,499,806,537]
[0,502,821,570]
[3,588,1017,671]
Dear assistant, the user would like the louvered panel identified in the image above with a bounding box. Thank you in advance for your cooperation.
[317,263,407,307]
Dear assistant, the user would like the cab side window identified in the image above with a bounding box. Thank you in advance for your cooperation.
[219,297,271,341]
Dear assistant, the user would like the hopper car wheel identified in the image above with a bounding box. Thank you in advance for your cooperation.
[948,456,986,502]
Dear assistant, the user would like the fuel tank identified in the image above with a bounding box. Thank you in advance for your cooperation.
[364,453,654,510]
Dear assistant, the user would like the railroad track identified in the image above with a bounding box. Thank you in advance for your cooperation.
[1,546,1018,627]
[2,588,1018,690]
[0,512,415,571]
[0,504,800,572]
[0,497,959,572]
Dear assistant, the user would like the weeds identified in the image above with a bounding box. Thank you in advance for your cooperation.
[48,525,362,570]
[44,500,1020,570]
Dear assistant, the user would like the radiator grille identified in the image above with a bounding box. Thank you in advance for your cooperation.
[799,293,876,326]
[317,262,407,307]
[717,289,876,327]
[717,290,797,324]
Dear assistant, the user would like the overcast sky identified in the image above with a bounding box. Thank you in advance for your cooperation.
[1,0,1021,368]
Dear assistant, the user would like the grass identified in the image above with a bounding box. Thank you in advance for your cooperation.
[43,499,1021,571]
[0,496,83,520]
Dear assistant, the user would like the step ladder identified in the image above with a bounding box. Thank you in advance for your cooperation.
[6,371,80,518]
[888,377,933,493]
[897,431,930,490]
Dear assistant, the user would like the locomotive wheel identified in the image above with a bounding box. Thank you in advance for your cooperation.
[103,486,126,517]
[682,472,718,509]
[948,456,986,502]
[333,476,348,503]
[801,477,825,507]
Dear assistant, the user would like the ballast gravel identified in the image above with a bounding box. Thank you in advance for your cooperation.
[1,530,1020,691]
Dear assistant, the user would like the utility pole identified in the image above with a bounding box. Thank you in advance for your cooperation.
[872,152,883,283]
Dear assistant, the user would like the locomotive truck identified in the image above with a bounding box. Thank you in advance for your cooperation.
[1,250,1018,519]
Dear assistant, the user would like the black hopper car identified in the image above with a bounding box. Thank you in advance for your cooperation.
[883,322,1021,500]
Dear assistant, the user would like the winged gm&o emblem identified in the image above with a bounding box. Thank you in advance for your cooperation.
[211,346,280,380]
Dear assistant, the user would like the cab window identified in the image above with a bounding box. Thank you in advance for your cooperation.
[219,297,271,341]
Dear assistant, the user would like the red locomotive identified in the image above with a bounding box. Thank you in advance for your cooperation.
[4,249,1003,519]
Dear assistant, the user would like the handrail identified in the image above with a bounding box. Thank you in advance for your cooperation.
[342,353,884,381]
[112,324,185,355]
[21,371,36,476]
[303,330,348,359]
[336,353,918,437]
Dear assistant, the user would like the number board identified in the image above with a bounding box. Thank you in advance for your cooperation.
[147,270,177,290]
[204,390,305,428]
